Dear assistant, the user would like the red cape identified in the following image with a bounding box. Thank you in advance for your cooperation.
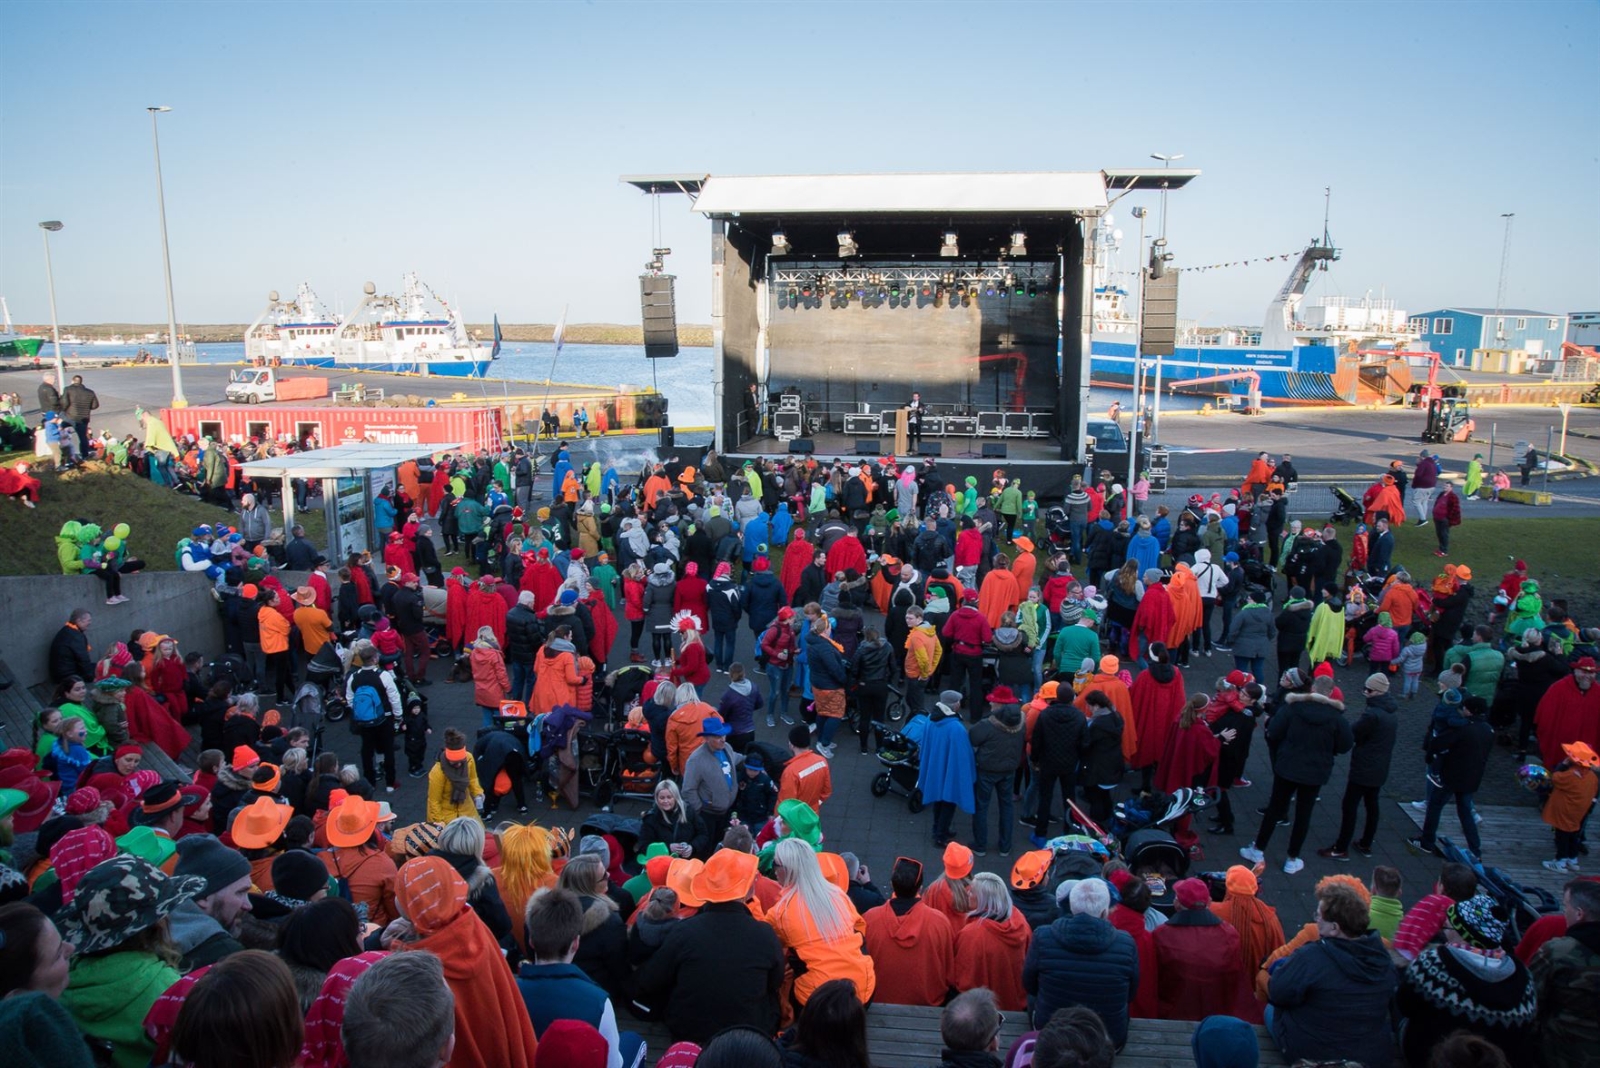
[1156,720,1219,793]
[977,568,1021,629]
[1128,665,1186,769]
[124,685,191,760]
[862,901,956,1007]
[1109,904,1161,1019]
[585,590,617,666]
[445,579,471,648]
[465,585,507,646]
[521,561,562,612]
[825,535,868,580]
[780,532,811,600]
[1129,583,1176,661]
[1535,676,1600,770]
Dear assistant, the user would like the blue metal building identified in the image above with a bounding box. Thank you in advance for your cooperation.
[1414,307,1568,367]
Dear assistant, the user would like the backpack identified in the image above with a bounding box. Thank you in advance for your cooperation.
[349,667,392,731]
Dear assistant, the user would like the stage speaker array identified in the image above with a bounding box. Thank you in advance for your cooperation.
[917,441,942,457]
[1141,269,1179,357]
[788,438,816,454]
[855,440,879,454]
[982,443,1008,458]
[640,275,680,359]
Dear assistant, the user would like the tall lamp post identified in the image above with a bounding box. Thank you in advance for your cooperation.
[38,221,66,390]
[147,105,187,407]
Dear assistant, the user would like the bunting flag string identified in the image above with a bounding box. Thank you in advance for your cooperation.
[1178,251,1302,273]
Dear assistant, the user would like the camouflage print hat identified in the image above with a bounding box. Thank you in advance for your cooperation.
[56,853,206,956]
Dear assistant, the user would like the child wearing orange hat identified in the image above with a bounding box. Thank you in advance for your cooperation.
[1542,742,1600,873]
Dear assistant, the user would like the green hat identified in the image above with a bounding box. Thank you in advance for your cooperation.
[1377,612,1393,627]
[117,825,177,869]
[634,840,672,869]
[776,798,821,847]
[0,788,27,821]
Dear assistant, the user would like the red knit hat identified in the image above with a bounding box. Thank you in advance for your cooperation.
[535,1021,607,1068]
[753,556,770,571]
[1312,660,1335,680]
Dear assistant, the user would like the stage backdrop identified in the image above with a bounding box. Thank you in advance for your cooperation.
[767,274,1059,423]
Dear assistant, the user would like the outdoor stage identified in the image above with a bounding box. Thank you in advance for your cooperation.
[625,168,1198,466]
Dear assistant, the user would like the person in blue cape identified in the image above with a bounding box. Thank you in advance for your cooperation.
[549,444,572,500]
[1124,516,1162,573]
[917,688,977,848]
[743,509,770,565]
[769,501,794,549]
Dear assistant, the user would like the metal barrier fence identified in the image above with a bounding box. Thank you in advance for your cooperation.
[1139,482,1386,524]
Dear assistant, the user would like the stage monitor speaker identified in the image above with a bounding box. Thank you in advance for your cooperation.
[977,411,1005,436]
[658,426,675,448]
[854,439,880,454]
[639,274,680,359]
[917,441,942,457]
[788,438,815,454]
[982,443,1008,458]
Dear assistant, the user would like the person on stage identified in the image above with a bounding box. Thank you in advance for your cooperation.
[907,392,924,451]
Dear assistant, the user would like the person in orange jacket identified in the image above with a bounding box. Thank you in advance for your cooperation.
[664,683,717,776]
[766,837,875,1009]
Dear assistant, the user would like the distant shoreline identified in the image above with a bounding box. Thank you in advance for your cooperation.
[9,323,715,347]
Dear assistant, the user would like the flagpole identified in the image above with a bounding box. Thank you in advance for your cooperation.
[535,307,568,460]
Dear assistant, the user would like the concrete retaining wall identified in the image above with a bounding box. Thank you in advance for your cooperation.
[2,572,228,691]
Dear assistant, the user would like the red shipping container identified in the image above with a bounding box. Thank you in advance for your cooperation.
[161,405,503,453]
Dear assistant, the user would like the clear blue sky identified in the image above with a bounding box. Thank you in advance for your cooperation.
[3,0,1595,330]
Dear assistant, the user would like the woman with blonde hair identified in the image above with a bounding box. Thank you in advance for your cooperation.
[553,853,629,998]
[637,779,709,860]
[470,626,510,730]
[494,823,555,951]
[766,837,875,1008]
[953,871,1033,1010]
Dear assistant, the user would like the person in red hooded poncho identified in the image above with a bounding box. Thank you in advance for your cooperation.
[1153,877,1255,1022]
[1129,574,1176,662]
[1157,695,1222,852]
[862,857,957,1006]
[465,575,507,647]
[825,532,868,584]
[1106,867,1162,1020]
[584,588,617,670]
[780,530,812,603]
[1128,642,1186,792]
[444,568,471,651]
[393,856,538,1068]
[952,872,1033,1011]
[1534,658,1600,770]
[120,661,191,759]
[520,548,563,613]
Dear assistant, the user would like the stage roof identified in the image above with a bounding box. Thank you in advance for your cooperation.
[688,172,1111,217]
[237,443,461,480]
[1104,168,1202,191]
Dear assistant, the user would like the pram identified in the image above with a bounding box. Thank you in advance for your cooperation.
[1438,835,1561,943]
[868,722,923,812]
[1329,486,1363,524]
[595,726,661,811]
[1044,505,1071,553]
[295,643,349,728]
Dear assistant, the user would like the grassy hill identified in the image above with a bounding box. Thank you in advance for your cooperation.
[0,458,323,578]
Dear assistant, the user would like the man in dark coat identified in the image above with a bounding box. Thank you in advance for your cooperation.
[1412,694,1494,857]
[1023,878,1139,1046]
[1030,687,1087,845]
[1319,673,1398,859]
[912,519,950,575]
[60,374,99,457]
[390,574,431,684]
[504,591,542,705]
[634,850,785,1045]
[49,608,95,683]
[1241,684,1353,874]
[1264,489,1290,567]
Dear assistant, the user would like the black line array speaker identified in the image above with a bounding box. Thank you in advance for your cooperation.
[1141,268,1179,357]
[917,441,942,457]
[982,443,1008,458]
[788,438,815,454]
[640,274,680,359]
[658,426,675,448]
[854,439,879,454]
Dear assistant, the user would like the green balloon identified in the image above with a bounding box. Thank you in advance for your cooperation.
[104,536,122,551]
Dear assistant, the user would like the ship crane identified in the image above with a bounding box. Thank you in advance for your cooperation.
[1258,238,1341,350]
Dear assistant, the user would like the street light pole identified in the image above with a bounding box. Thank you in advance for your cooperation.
[1148,153,1182,442]
[38,221,65,391]
[1150,152,1184,242]
[147,106,187,407]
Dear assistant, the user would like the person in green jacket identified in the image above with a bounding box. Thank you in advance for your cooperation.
[1463,453,1485,499]
[1367,865,1404,942]
[58,854,206,1068]
[589,552,620,610]
[757,797,821,876]
[960,475,979,517]
[1053,609,1104,675]
[56,521,86,575]
[997,479,1023,543]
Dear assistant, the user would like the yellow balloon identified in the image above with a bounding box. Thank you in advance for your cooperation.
[113,523,131,539]
[104,536,122,551]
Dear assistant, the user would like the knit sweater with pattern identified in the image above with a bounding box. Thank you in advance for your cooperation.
[1397,945,1538,1066]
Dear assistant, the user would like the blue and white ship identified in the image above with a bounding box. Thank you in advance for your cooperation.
[1090,224,1420,405]
[244,274,495,377]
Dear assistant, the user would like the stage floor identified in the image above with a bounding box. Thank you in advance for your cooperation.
[730,432,1065,464]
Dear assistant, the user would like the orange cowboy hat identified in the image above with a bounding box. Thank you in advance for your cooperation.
[665,858,706,908]
[689,849,758,905]
[229,796,293,850]
[326,797,381,849]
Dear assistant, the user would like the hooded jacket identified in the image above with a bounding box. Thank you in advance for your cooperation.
[863,899,957,1006]
[1348,693,1399,787]
[954,908,1033,1011]
[1266,697,1354,787]
[1023,912,1139,1044]
[1031,699,1087,775]
[969,712,1026,776]
[1151,908,1253,1021]
[1267,932,1398,1068]
[1128,661,1185,769]
[61,950,178,1068]
[635,900,786,1045]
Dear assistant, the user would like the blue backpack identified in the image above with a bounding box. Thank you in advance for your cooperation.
[349,667,391,729]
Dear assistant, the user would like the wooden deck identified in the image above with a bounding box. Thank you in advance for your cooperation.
[1398,802,1571,901]
[0,664,190,785]
[626,1007,1287,1067]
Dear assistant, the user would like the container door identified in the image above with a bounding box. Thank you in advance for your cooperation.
[198,420,223,441]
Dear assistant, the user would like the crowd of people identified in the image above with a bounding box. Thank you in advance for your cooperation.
[3,436,1597,1068]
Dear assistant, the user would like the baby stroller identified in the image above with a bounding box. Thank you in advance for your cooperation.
[1438,835,1560,944]
[296,643,349,727]
[596,727,660,811]
[1044,505,1071,552]
[868,722,923,812]
[1122,826,1192,914]
[1329,486,1363,524]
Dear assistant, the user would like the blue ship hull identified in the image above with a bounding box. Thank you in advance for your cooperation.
[277,356,494,378]
[1090,339,1349,403]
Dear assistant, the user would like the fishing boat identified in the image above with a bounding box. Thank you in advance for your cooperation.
[0,298,44,360]
[1090,222,1420,405]
[244,275,496,377]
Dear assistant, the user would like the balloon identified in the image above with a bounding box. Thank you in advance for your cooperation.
[103,536,122,551]
[113,523,130,539]
[1517,764,1550,792]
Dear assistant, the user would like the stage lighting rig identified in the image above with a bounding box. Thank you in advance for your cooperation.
[837,230,859,258]
[645,247,671,273]
[1009,230,1027,256]
[940,231,959,257]
[772,230,791,255]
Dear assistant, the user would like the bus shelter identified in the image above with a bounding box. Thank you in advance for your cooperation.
[237,442,459,560]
